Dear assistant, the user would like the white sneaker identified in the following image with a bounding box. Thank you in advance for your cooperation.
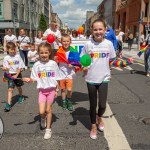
[44,128,52,139]
[40,118,46,129]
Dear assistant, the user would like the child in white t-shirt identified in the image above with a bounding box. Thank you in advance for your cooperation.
[2,42,25,111]
[23,43,63,140]
[80,19,116,140]
[56,34,76,111]
[28,43,39,71]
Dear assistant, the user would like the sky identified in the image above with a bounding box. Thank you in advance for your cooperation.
[51,0,103,29]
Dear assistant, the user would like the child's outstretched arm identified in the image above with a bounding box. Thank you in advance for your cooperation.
[22,77,36,83]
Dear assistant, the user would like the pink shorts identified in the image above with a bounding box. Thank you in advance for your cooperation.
[38,88,56,104]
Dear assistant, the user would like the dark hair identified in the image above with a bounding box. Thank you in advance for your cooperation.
[30,43,35,47]
[6,42,16,50]
[91,18,106,29]
[72,30,78,37]
[38,42,53,59]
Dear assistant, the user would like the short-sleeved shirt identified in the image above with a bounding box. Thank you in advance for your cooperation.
[18,36,30,50]
[43,28,61,49]
[80,38,116,84]
[4,34,17,43]
[31,60,64,89]
[3,54,25,74]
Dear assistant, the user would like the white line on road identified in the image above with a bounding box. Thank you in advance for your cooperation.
[112,67,123,71]
[103,103,131,150]
[124,66,133,71]
[134,63,145,67]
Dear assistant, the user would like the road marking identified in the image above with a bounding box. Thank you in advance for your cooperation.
[112,67,123,71]
[134,63,145,67]
[124,66,133,71]
[103,104,131,150]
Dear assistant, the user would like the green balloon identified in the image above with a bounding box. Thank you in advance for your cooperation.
[80,54,92,67]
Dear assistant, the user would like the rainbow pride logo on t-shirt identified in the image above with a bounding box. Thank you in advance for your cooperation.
[90,52,109,58]
[38,71,55,78]
[8,61,19,66]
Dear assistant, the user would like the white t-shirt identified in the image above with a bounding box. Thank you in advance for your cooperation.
[3,54,25,74]
[58,51,76,79]
[119,31,124,42]
[28,50,38,62]
[31,60,64,89]
[18,36,30,50]
[4,34,17,43]
[80,38,116,83]
[43,28,61,49]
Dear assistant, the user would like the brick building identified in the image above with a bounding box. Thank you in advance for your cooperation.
[115,0,150,36]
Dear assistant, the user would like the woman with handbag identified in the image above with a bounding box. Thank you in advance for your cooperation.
[18,28,30,69]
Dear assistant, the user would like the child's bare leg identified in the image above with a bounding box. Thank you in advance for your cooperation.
[39,103,46,119]
[8,88,13,105]
[45,103,52,129]
[16,86,23,96]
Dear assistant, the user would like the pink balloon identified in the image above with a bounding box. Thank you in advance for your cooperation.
[47,34,55,43]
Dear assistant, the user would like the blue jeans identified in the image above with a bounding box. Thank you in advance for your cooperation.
[19,50,29,66]
[148,56,150,73]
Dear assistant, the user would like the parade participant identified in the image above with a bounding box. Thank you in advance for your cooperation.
[2,42,25,111]
[43,21,61,56]
[105,25,117,51]
[71,30,79,40]
[34,31,44,50]
[27,43,39,71]
[143,31,150,77]
[80,19,116,140]
[56,34,76,111]
[18,28,30,69]
[3,29,17,52]
[126,29,134,51]
[23,42,62,140]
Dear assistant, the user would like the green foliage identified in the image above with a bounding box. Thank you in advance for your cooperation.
[38,14,47,32]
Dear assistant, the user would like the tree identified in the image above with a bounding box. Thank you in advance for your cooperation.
[38,13,47,32]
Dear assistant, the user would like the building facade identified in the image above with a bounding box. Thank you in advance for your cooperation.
[0,0,50,37]
[115,0,150,36]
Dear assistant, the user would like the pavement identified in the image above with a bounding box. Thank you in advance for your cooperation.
[122,43,144,64]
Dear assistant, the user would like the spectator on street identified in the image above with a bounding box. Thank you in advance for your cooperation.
[127,29,134,51]
[80,19,116,140]
[3,29,17,52]
[140,31,145,46]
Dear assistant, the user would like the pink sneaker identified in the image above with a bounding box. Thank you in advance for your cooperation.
[98,123,104,132]
[90,130,97,140]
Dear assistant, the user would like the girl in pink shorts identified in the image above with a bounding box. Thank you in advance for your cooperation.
[23,43,62,140]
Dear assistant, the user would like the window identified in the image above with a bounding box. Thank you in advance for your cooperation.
[0,1,3,19]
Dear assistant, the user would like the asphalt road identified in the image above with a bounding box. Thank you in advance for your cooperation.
[0,60,150,150]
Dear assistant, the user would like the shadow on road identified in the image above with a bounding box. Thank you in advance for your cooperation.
[55,91,89,107]
[130,70,146,76]
[69,107,90,130]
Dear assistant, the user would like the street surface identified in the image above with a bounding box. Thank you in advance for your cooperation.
[0,45,150,150]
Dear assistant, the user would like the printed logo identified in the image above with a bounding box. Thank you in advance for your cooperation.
[38,71,55,78]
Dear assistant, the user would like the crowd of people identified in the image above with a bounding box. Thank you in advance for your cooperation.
[1,19,150,140]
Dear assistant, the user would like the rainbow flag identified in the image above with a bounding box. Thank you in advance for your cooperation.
[3,72,15,82]
[137,45,148,57]
[109,58,132,67]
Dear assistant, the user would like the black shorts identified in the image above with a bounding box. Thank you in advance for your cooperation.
[8,73,24,88]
